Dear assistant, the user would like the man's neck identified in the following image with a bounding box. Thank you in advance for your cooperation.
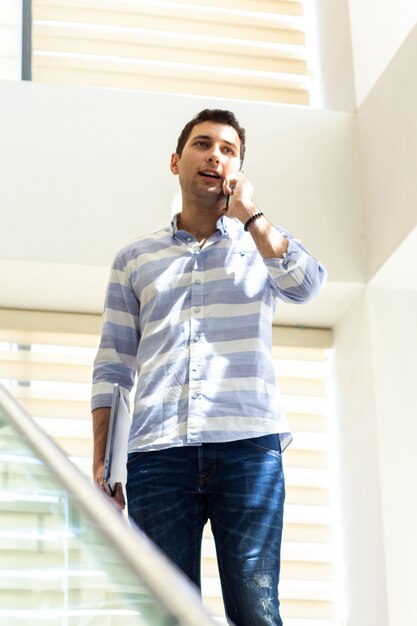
[177,204,223,242]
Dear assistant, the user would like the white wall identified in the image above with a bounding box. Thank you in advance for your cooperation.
[333,292,388,626]
[356,22,417,280]
[312,0,417,111]
[313,2,417,624]
[367,287,417,626]
[334,283,417,626]
[348,0,417,105]
[352,26,417,623]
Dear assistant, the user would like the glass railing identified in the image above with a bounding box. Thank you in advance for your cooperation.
[0,383,218,626]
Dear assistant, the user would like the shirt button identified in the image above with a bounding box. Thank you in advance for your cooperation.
[187,237,192,242]
[195,279,201,284]
[194,307,200,313]
[193,336,200,342]
[192,394,198,400]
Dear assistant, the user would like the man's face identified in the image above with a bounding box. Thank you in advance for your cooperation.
[170,121,241,204]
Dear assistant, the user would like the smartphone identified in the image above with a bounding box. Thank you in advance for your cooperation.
[224,167,242,211]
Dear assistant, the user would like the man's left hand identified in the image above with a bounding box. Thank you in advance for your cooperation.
[222,171,256,222]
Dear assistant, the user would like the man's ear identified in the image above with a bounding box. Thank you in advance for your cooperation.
[170,153,180,175]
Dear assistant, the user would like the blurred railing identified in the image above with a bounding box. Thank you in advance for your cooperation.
[0,382,218,626]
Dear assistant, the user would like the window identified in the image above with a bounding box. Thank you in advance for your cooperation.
[26,0,311,105]
[0,0,22,80]
[0,309,100,475]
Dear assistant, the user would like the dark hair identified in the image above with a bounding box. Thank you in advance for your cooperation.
[175,109,246,163]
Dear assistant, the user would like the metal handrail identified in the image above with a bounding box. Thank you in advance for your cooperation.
[0,383,218,626]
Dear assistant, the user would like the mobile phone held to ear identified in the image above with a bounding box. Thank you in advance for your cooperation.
[224,167,242,211]
[225,185,234,211]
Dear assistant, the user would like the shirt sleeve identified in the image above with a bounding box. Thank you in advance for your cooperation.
[91,251,141,411]
[262,227,327,304]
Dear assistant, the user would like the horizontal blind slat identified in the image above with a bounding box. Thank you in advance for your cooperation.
[32,62,309,105]
[33,25,308,75]
[272,345,330,360]
[34,0,305,26]
[1,382,91,403]
[0,359,93,384]
[106,0,305,18]
[285,467,330,489]
[0,309,102,337]
[286,413,328,433]
[281,562,334,582]
[281,599,335,620]
[285,486,329,506]
[33,7,305,45]
[285,449,329,470]
[15,397,90,420]
[0,330,100,347]
[283,523,332,544]
[32,50,308,88]
[282,543,334,564]
[280,377,326,396]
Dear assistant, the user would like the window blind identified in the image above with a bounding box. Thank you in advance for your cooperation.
[30,0,310,105]
[0,308,338,625]
[0,0,22,80]
[0,309,101,475]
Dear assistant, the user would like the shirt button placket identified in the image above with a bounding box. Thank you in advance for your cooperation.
[188,248,204,444]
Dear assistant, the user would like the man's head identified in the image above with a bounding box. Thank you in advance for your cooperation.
[175,109,246,165]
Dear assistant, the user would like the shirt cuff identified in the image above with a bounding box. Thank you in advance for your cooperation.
[263,237,307,274]
[91,381,116,411]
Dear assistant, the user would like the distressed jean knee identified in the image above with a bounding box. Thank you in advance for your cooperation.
[245,571,274,620]
[239,558,281,626]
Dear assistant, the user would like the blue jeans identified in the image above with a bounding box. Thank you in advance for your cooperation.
[126,434,285,626]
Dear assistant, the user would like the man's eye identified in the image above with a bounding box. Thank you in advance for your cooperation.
[195,141,208,147]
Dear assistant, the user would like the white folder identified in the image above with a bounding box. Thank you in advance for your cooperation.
[103,384,131,495]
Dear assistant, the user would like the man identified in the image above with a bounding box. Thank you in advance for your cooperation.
[92,109,326,626]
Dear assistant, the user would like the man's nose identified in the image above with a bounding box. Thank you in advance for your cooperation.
[207,146,221,163]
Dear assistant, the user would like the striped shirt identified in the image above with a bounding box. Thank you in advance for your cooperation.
[91,215,326,452]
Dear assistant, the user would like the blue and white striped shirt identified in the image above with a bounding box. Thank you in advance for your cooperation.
[92,215,326,452]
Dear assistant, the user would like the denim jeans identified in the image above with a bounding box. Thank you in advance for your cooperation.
[126,434,285,626]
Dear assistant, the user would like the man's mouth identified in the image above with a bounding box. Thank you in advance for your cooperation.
[198,170,221,180]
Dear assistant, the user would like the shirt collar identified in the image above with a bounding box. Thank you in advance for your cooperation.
[171,213,231,237]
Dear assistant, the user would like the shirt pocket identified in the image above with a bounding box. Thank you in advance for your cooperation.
[226,250,267,292]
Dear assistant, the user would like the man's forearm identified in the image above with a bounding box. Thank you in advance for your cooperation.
[245,213,289,259]
[92,406,111,485]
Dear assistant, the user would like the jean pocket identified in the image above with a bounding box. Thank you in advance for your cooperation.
[126,451,147,469]
[243,434,282,458]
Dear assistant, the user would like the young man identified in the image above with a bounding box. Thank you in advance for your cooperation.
[92,109,326,626]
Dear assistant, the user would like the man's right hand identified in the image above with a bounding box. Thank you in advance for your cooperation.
[93,459,126,510]
[92,407,126,511]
